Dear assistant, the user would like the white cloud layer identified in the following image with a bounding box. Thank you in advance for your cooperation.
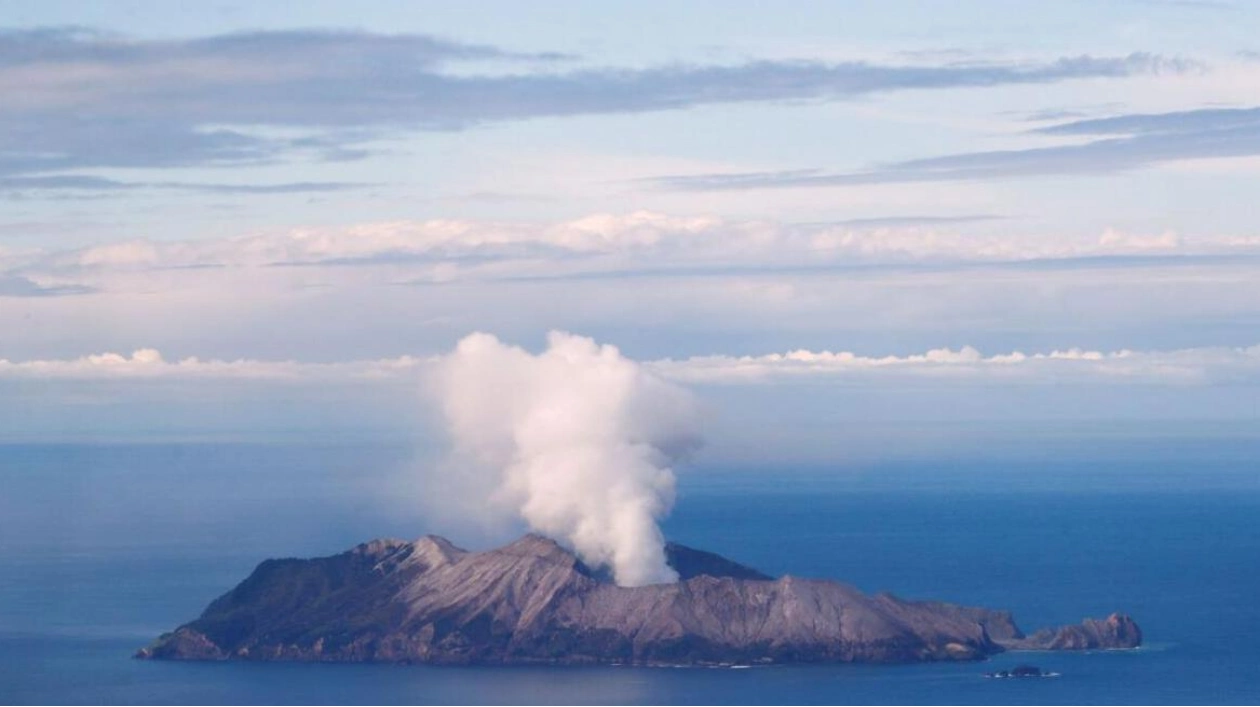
[4,341,1258,385]
[17,212,1260,287]
[0,348,426,380]
[651,343,1260,384]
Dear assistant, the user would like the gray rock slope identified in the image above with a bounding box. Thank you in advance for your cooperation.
[137,535,1141,665]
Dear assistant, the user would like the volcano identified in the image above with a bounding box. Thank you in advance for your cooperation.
[137,535,1141,665]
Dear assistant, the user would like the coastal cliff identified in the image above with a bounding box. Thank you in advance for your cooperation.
[137,535,1140,665]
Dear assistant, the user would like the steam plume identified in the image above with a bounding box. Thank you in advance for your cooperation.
[430,331,701,586]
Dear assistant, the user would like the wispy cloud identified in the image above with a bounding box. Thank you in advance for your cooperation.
[0,27,1190,188]
[1033,105,1260,137]
[0,274,94,297]
[1131,0,1238,11]
[653,105,1260,189]
[0,175,371,195]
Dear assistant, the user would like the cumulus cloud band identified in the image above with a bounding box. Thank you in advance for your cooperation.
[4,341,1258,385]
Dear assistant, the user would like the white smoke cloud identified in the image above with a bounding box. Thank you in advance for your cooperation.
[428,331,702,587]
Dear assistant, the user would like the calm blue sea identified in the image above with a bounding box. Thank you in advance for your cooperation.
[1,442,1258,705]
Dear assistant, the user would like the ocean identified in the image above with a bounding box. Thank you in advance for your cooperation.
[1,441,1258,705]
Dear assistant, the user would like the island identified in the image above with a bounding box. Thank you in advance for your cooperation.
[137,535,1142,666]
[985,665,1060,679]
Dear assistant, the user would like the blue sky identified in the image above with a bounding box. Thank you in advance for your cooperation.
[2,1,1258,455]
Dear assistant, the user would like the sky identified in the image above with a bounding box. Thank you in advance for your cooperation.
[2,0,1258,460]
